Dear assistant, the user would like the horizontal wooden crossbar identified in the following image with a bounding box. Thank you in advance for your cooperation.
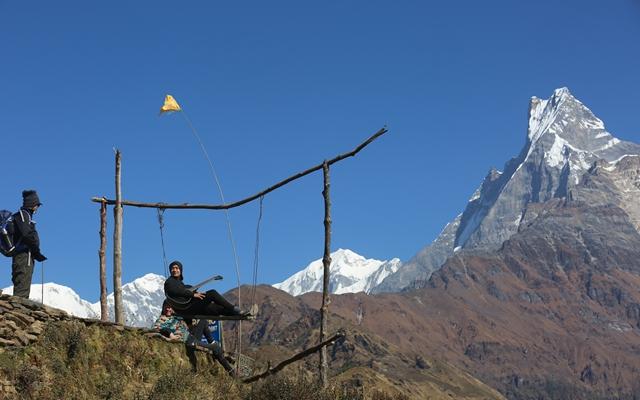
[91,127,387,210]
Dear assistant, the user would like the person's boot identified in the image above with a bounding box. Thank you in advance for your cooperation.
[185,335,197,348]
[209,341,236,377]
[231,306,252,318]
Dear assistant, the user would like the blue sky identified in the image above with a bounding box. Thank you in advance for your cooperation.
[1,1,639,302]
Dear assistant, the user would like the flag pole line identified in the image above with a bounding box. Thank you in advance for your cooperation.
[179,109,244,371]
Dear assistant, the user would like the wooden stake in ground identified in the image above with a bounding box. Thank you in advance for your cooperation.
[99,200,108,321]
[113,150,124,325]
[319,160,332,387]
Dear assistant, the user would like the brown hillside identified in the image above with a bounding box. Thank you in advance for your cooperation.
[224,285,505,400]
[292,201,640,399]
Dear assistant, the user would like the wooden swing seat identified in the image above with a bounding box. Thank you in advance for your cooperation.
[177,314,255,321]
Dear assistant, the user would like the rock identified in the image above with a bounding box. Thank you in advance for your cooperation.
[11,297,43,311]
[0,328,14,338]
[415,355,430,369]
[0,377,17,395]
[4,311,35,327]
[0,300,14,310]
[31,310,50,320]
[27,321,45,336]
[0,337,18,346]
[2,320,19,332]
[14,330,38,346]
[10,303,32,315]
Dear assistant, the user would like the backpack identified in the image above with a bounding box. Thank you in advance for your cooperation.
[0,210,16,257]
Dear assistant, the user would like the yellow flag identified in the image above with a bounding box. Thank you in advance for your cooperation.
[160,95,181,114]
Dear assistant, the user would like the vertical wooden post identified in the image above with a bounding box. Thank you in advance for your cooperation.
[99,200,108,321]
[113,150,125,325]
[319,160,332,387]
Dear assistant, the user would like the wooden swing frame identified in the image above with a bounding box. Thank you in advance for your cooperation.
[92,127,388,386]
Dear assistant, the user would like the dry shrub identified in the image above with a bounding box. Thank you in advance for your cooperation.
[243,375,407,400]
[14,364,43,397]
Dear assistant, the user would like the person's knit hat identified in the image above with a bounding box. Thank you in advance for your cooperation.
[22,190,42,209]
[169,260,183,280]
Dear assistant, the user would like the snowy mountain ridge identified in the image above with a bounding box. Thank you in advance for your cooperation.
[1,249,396,326]
[89,273,166,328]
[2,273,166,328]
[273,248,401,296]
[2,283,98,319]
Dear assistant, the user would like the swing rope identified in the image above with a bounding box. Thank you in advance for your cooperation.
[250,196,264,307]
[157,208,169,277]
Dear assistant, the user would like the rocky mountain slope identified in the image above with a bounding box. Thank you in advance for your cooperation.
[297,198,640,398]
[374,88,640,293]
[224,285,505,400]
[235,89,640,397]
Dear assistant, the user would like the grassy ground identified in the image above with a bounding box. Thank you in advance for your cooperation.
[0,320,407,400]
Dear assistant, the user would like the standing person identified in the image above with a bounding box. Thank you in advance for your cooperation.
[12,190,47,298]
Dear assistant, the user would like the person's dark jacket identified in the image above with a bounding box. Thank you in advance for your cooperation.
[164,276,193,300]
[12,208,46,261]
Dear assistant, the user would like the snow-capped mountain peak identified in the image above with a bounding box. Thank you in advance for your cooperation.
[527,87,571,144]
[525,87,621,164]
[123,273,165,296]
[90,273,166,328]
[373,88,640,293]
[462,88,640,249]
[273,249,401,296]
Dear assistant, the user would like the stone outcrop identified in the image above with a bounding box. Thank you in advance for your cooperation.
[0,294,243,400]
[1,294,78,348]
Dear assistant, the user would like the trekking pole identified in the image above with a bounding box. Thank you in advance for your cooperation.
[41,260,44,305]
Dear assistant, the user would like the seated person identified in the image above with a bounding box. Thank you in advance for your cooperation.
[153,300,236,376]
[153,300,189,341]
[164,260,251,318]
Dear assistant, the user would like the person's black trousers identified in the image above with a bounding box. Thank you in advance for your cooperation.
[189,319,234,374]
[12,252,34,298]
[182,289,236,316]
